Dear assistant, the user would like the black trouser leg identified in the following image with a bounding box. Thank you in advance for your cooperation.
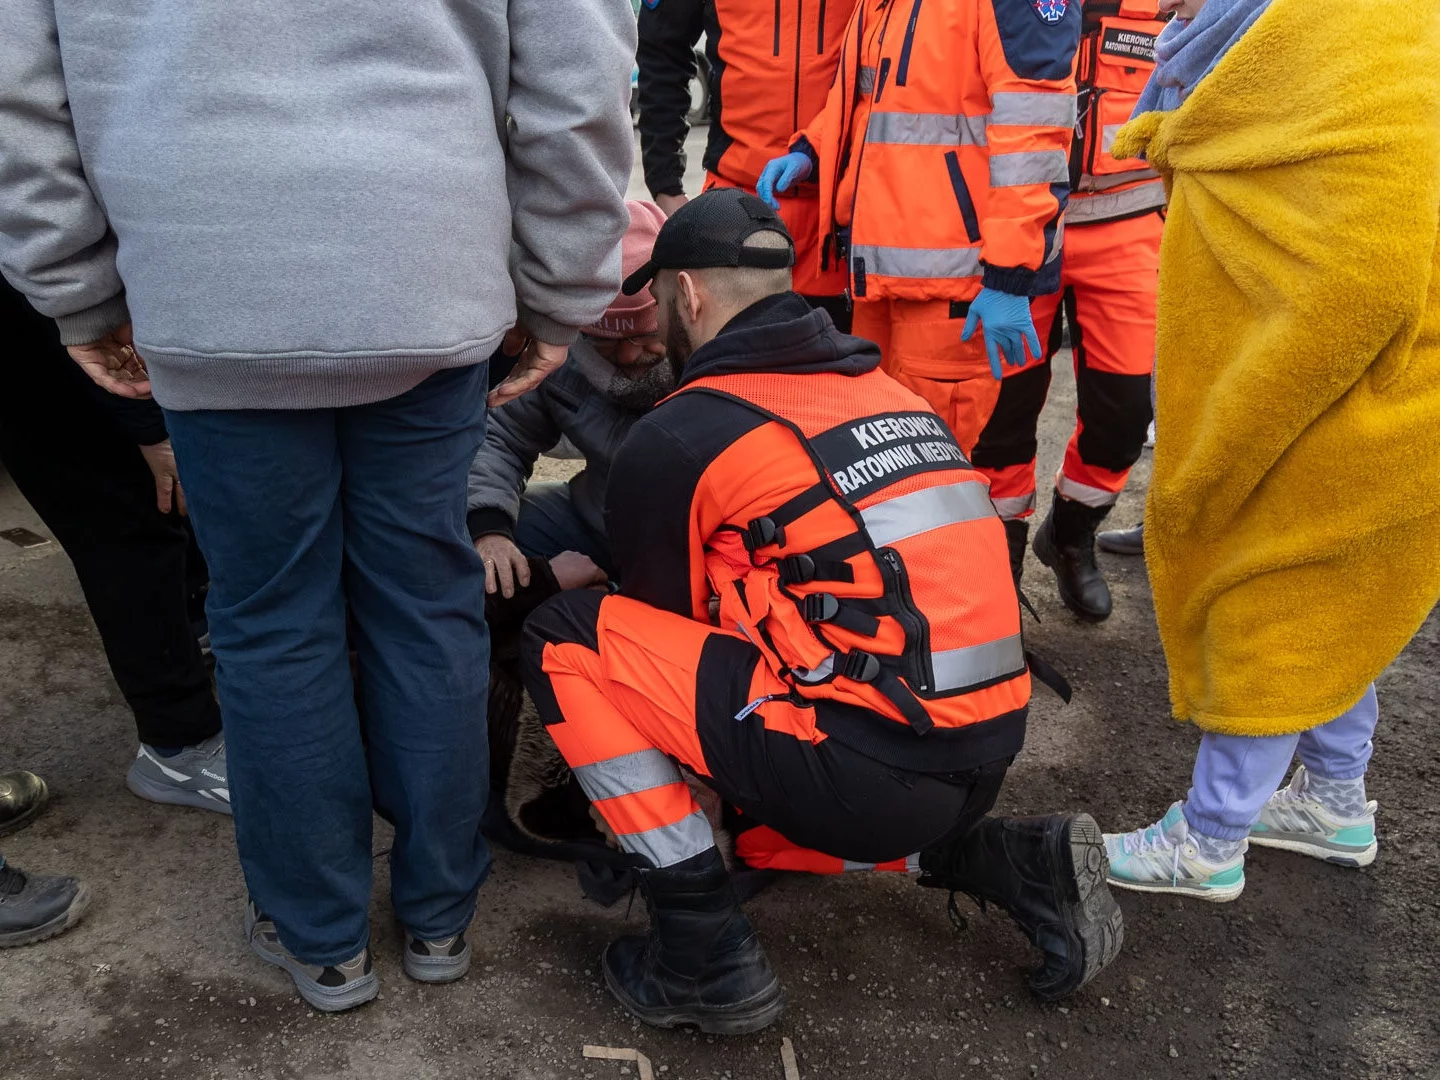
[0,349,220,749]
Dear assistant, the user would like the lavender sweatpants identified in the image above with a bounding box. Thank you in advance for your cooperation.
[1181,685,1378,842]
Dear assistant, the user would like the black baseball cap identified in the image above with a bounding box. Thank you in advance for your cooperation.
[621,187,795,296]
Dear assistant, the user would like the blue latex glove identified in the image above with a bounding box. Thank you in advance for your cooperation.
[961,287,1042,380]
[756,152,813,210]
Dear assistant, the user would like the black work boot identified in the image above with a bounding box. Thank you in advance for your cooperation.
[1002,519,1029,590]
[1031,491,1114,621]
[0,771,49,838]
[602,848,785,1034]
[918,814,1123,1001]
[0,859,91,948]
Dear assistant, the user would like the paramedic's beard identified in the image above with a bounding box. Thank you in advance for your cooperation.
[665,297,696,382]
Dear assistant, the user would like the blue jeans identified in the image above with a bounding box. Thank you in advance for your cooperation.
[512,481,615,578]
[1183,684,1378,841]
[165,365,491,965]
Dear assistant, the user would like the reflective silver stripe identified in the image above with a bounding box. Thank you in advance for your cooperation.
[1065,181,1167,224]
[861,482,994,547]
[990,492,1036,520]
[905,852,922,873]
[866,111,988,146]
[617,810,717,868]
[989,150,1070,187]
[571,749,683,803]
[850,244,981,281]
[931,634,1027,692]
[989,92,1077,129]
[1045,215,1065,265]
[1078,167,1160,192]
[859,65,877,94]
[843,860,876,872]
[1101,123,1124,154]
[1056,474,1120,508]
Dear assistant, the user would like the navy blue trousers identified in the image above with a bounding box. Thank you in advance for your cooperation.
[165,365,490,964]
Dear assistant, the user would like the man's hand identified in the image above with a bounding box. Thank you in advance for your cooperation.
[550,550,609,592]
[961,288,1043,380]
[138,439,186,515]
[476,533,531,598]
[756,153,813,210]
[68,323,151,399]
[656,192,689,217]
[487,332,568,408]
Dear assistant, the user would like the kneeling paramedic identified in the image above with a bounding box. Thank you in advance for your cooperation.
[520,190,1124,1035]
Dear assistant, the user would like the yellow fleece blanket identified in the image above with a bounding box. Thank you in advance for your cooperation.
[1112,0,1440,736]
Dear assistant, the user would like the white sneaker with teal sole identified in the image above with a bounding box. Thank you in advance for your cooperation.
[1103,803,1246,902]
[1248,766,1377,867]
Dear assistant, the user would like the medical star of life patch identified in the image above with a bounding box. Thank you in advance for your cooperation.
[1031,0,1070,24]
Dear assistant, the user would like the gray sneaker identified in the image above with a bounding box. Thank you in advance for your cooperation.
[402,930,471,984]
[244,901,378,1012]
[126,734,231,815]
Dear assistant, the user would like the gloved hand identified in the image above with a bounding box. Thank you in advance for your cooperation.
[961,287,1042,380]
[756,152,813,210]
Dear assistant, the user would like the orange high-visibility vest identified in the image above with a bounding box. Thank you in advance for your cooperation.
[1067,0,1170,225]
[797,0,1081,299]
[677,368,1031,735]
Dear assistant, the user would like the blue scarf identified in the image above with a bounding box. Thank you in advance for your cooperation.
[1132,0,1274,115]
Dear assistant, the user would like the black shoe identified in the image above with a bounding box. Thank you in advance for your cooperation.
[1096,520,1144,556]
[1032,491,1114,622]
[1002,519,1029,590]
[0,771,49,839]
[0,860,90,948]
[601,848,786,1034]
[918,814,1123,1001]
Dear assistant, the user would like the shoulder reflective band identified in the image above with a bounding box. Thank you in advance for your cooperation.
[848,244,982,281]
[931,634,1027,693]
[866,111,988,146]
[860,482,995,547]
[990,149,1070,187]
[989,92,1078,128]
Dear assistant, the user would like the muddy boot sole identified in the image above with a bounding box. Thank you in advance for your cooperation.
[1029,815,1124,1001]
[601,942,787,1035]
[1032,524,1112,623]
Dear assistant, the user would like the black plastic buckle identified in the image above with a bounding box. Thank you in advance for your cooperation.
[839,650,882,683]
[802,593,840,624]
[780,554,816,586]
[744,516,784,553]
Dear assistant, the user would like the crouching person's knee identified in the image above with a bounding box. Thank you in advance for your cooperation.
[519,588,606,717]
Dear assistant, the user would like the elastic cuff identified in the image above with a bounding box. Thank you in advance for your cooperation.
[55,293,131,346]
[980,265,1040,297]
[1181,801,1253,843]
[467,507,515,542]
[516,306,582,348]
[790,136,820,175]
[651,183,686,198]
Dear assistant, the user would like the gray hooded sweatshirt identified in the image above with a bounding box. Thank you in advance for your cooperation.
[0,1,635,410]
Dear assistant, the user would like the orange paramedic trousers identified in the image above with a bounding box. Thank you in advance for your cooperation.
[971,212,1161,519]
[852,296,1047,458]
[520,589,1005,873]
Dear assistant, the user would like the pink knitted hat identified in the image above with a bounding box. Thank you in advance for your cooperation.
[587,200,667,339]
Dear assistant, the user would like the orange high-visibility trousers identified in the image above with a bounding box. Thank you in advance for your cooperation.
[851,298,1004,457]
[519,589,1004,872]
[971,212,1160,519]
